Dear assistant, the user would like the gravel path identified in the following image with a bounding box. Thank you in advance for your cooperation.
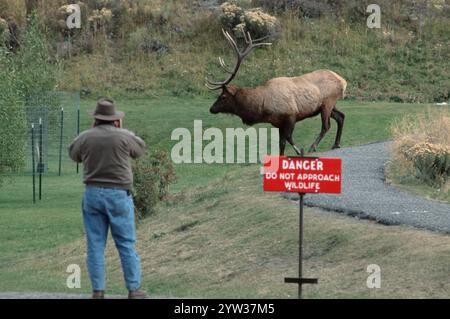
[283,141,450,234]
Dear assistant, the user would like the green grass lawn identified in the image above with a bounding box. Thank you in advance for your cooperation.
[1,97,449,297]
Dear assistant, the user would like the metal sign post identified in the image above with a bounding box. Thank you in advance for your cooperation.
[38,118,44,200]
[284,192,318,299]
[284,149,318,299]
[263,152,342,299]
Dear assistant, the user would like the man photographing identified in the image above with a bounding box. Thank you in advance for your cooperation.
[69,99,147,299]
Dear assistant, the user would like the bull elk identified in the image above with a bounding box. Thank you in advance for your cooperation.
[206,29,347,155]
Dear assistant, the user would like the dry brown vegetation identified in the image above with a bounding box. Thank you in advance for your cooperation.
[388,110,450,202]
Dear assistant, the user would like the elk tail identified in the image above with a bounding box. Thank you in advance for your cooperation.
[341,79,347,99]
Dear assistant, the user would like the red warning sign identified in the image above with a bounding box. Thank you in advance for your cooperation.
[263,156,342,194]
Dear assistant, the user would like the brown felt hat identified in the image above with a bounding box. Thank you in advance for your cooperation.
[89,99,125,121]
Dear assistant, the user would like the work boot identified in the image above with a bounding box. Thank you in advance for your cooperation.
[128,288,148,299]
[92,290,105,299]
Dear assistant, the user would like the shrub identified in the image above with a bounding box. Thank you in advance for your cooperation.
[132,150,177,220]
[16,14,58,102]
[0,48,27,185]
[219,1,279,39]
[0,13,59,186]
[240,8,280,39]
[219,1,245,30]
[391,111,450,187]
[402,142,450,186]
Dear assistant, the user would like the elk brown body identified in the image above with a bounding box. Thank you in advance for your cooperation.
[207,30,347,155]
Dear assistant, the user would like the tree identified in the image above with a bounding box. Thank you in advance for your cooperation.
[0,13,58,187]
[0,49,27,184]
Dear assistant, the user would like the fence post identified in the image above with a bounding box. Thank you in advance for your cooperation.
[38,118,43,200]
[31,123,36,204]
[58,107,64,176]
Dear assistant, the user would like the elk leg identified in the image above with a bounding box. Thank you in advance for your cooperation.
[309,112,331,153]
[282,120,303,155]
[287,136,303,156]
[279,129,287,156]
[331,108,345,149]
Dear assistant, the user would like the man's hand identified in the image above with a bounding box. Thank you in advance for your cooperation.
[115,119,123,128]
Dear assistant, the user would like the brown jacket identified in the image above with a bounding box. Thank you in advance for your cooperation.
[69,124,146,190]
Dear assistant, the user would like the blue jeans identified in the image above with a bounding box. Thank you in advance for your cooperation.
[82,186,141,291]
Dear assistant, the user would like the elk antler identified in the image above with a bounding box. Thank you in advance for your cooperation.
[206,29,272,90]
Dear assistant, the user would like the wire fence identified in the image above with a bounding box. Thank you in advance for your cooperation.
[3,91,80,177]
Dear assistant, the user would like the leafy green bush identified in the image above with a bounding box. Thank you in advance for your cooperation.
[132,150,177,220]
[0,48,27,184]
[25,15,63,127]
[17,14,58,102]
[0,13,59,186]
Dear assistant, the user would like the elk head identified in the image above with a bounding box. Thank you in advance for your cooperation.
[206,29,271,115]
